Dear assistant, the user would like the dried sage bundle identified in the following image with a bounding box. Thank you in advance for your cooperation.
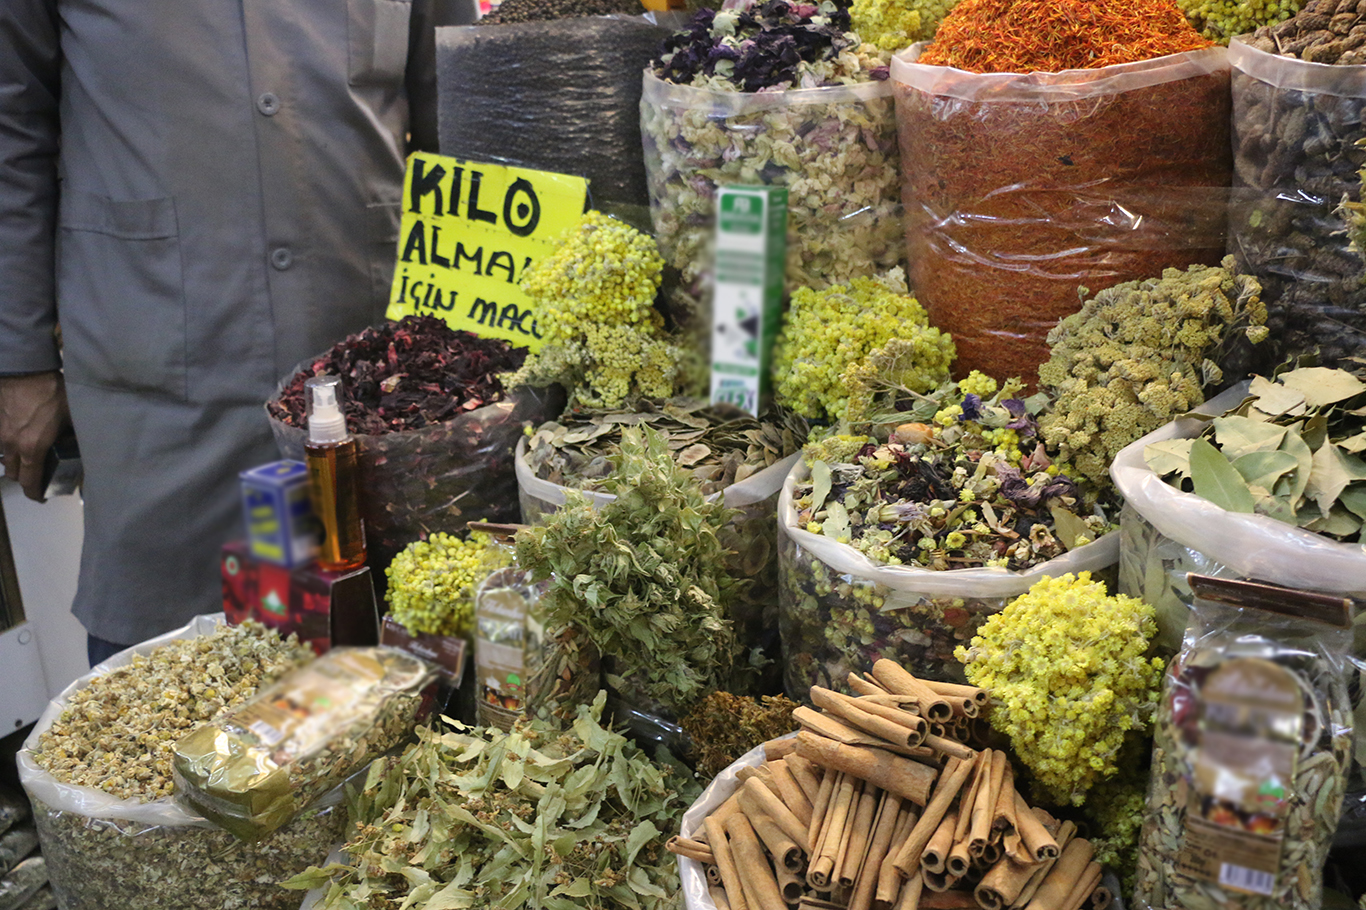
[1134,575,1353,910]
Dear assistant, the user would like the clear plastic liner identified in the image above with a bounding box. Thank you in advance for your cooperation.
[15,615,346,910]
[892,46,1233,385]
[269,369,563,574]
[1133,578,1354,910]
[435,16,670,213]
[640,71,903,322]
[1227,39,1366,372]
[777,458,1119,700]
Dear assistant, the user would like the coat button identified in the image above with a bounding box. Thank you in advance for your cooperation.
[271,247,293,270]
[257,92,281,116]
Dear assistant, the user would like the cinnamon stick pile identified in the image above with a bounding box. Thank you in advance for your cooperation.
[668,659,1111,910]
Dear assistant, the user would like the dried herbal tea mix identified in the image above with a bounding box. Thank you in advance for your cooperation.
[285,694,696,910]
[516,426,741,717]
[268,315,526,435]
[524,397,807,498]
[30,621,314,800]
[1039,257,1268,491]
[680,691,800,778]
[1145,365,1366,542]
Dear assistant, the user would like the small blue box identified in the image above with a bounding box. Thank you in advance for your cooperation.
[240,460,318,568]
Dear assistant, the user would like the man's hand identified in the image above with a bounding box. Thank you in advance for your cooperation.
[0,371,70,501]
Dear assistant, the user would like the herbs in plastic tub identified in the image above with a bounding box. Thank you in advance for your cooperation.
[15,616,345,910]
[893,45,1232,384]
[641,0,902,314]
[265,316,564,572]
[1133,575,1354,910]
[777,456,1120,700]
[1226,36,1366,372]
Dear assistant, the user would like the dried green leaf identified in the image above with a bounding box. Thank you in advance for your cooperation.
[1212,415,1287,460]
[1339,430,1366,454]
[1231,449,1300,492]
[1049,504,1095,549]
[1341,484,1366,520]
[1145,438,1195,478]
[1279,429,1316,505]
[810,459,833,515]
[1306,443,1366,516]
[1302,505,1363,538]
[1189,437,1256,513]
[1277,367,1366,408]
[1249,375,1309,419]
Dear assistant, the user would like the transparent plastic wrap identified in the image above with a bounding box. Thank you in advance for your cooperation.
[473,564,600,730]
[892,46,1232,385]
[173,647,438,842]
[15,615,346,910]
[1133,576,1354,910]
[436,17,669,214]
[517,437,798,678]
[640,72,903,309]
[1227,39,1366,372]
[777,459,1120,700]
[269,376,563,573]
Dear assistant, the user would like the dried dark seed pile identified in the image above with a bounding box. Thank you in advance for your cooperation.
[1244,0,1366,62]
[478,0,641,25]
[1229,21,1366,370]
[267,315,526,435]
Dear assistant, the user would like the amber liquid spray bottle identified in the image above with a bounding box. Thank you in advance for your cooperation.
[304,375,366,571]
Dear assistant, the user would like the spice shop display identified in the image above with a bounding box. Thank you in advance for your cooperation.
[436,15,668,213]
[173,646,438,841]
[1133,575,1354,910]
[1226,33,1366,372]
[641,0,902,318]
[673,659,1118,910]
[473,563,601,729]
[267,315,562,571]
[515,426,743,721]
[770,268,955,425]
[504,211,692,409]
[287,693,697,910]
[850,0,960,53]
[777,374,1120,698]
[895,5,1231,385]
[1037,258,1268,491]
[16,616,342,910]
[1176,0,1304,44]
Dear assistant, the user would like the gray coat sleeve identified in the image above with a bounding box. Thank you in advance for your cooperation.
[0,0,62,373]
[406,0,440,154]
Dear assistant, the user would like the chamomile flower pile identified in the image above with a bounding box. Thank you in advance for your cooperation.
[956,572,1164,807]
[385,529,502,638]
[506,211,684,408]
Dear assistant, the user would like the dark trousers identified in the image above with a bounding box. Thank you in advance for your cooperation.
[87,633,131,667]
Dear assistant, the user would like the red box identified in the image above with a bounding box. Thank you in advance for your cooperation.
[221,541,379,653]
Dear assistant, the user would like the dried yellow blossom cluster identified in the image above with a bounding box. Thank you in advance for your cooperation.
[32,621,314,800]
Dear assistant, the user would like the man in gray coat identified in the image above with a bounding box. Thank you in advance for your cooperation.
[0,0,438,661]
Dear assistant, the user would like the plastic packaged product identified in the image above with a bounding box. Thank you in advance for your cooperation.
[1227,38,1366,372]
[0,792,26,840]
[473,564,599,730]
[0,857,44,910]
[640,72,903,307]
[436,16,669,216]
[893,46,1232,385]
[1133,575,1354,910]
[0,828,37,877]
[16,616,345,910]
[517,437,799,682]
[174,646,438,841]
[776,459,1120,700]
[270,382,563,574]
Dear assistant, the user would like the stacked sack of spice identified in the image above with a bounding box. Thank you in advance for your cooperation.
[641,0,904,341]
[892,0,1233,384]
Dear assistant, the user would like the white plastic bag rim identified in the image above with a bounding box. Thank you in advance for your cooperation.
[17,614,234,827]
[1229,36,1366,97]
[890,43,1228,102]
[641,67,894,114]
[778,457,1119,601]
[1110,383,1366,593]
[515,434,800,510]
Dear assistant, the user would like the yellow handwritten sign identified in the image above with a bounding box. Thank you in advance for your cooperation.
[386,152,589,350]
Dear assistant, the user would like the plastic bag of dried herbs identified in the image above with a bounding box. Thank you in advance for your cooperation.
[266,317,565,574]
[15,616,347,910]
[776,458,1120,700]
[0,791,26,841]
[892,45,1232,385]
[1226,38,1366,373]
[435,16,669,216]
[1133,575,1354,910]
